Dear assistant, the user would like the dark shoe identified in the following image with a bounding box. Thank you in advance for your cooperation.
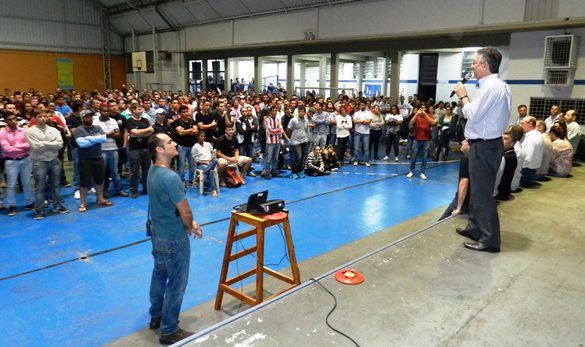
[53,205,70,214]
[7,206,17,217]
[159,328,194,345]
[456,227,479,241]
[260,172,271,180]
[115,191,129,197]
[463,241,500,253]
[131,191,139,199]
[34,210,45,220]
[149,317,161,330]
[25,203,35,210]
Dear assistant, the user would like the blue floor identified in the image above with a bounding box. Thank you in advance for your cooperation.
[0,159,459,346]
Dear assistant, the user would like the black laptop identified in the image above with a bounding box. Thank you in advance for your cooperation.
[233,190,268,214]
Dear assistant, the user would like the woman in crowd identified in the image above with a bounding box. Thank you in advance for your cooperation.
[549,124,573,177]
[368,105,385,161]
[382,104,402,162]
[334,106,352,166]
[434,104,456,161]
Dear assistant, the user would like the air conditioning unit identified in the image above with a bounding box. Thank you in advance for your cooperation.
[545,69,574,86]
[543,34,579,69]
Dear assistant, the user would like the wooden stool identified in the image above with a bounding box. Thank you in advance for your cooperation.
[214,211,301,309]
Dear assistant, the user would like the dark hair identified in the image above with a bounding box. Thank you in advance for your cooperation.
[178,105,189,113]
[148,133,166,161]
[477,46,502,74]
[71,100,84,113]
[518,104,527,110]
[550,124,565,139]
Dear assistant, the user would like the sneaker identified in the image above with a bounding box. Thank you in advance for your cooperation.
[395,157,399,162]
[159,328,194,345]
[211,190,218,197]
[299,173,306,178]
[353,161,358,166]
[131,191,139,199]
[149,317,161,330]
[53,205,70,214]
[406,171,414,178]
[88,188,96,195]
[247,171,257,177]
[7,206,17,217]
[406,155,411,160]
[34,210,44,220]
[365,162,371,167]
[74,190,80,199]
[115,191,129,197]
[420,173,428,180]
[382,156,389,161]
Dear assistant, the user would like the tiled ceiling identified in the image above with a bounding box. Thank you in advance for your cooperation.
[99,0,363,35]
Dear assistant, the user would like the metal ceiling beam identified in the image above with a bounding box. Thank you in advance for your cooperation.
[154,2,180,31]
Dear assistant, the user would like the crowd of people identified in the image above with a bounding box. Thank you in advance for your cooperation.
[0,84,581,219]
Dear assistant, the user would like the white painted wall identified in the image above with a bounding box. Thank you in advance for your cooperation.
[0,0,122,54]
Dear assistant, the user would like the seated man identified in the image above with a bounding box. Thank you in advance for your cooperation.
[519,116,543,188]
[191,132,218,196]
[215,126,252,186]
[494,127,519,201]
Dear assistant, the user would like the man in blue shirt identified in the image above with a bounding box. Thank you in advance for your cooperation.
[146,133,203,345]
[453,46,511,253]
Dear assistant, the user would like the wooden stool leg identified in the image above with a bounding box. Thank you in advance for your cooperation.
[255,226,265,304]
[215,217,238,310]
[282,218,301,284]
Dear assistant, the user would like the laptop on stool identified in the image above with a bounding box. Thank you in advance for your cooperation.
[233,191,269,214]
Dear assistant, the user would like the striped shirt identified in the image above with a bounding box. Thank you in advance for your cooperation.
[265,116,283,145]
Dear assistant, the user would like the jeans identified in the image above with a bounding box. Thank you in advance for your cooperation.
[149,236,191,336]
[197,159,218,192]
[314,134,327,148]
[292,142,310,174]
[129,148,151,192]
[263,143,281,174]
[385,132,400,157]
[71,147,80,189]
[177,145,195,183]
[354,132,370,163]
[32,158,64,211]
[5,158,34,207]
[369,129,382,159]
[239,143,254,158]
[102,150,123,193]
[409,140,430,173]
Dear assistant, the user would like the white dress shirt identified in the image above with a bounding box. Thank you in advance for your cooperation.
[462,73,511,140]
[521,129,544,169]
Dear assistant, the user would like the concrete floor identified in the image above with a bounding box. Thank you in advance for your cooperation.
[110,165,585,347]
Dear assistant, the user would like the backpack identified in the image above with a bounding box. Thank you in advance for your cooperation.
[225,166,243,188]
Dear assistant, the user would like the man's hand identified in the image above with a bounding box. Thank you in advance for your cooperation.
[189,221,203,239]
[453,83,468,99]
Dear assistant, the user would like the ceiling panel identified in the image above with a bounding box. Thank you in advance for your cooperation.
[182,1,221,23]
[241,0,284,13]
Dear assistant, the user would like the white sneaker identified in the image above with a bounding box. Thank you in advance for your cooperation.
[382,156,389,161]
[395,157,399,162]
[365,162,371,167]
[420,173,428,180]
[353,161,358,166]
[406,172,414,178]
[74,190,80,199]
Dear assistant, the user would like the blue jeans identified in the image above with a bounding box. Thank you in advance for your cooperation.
[263,143,281,174]
[409,140,430,173]
[32,158,64,211]
[239,143,254,158]
[354,133,370,163]
[177,145,195,183]
[102,150,123,193]
[5,158,34,207]
[72,147,80,189]
[149,236,191,336]
[198,159,218,192]
[314,134,327,148]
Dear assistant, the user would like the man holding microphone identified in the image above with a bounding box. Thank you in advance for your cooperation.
[453,47,511,253]
[146,133,203,345]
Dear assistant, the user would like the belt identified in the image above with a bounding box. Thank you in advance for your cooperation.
[468,138,500,144]
[4,155,29,160]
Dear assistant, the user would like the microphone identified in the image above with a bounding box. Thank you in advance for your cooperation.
[450,72,473,97]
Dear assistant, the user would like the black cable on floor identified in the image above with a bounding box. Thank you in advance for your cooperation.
[309,277,360,347]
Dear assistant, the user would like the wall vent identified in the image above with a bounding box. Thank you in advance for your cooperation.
[545,70,574,86]
[543,34,579,69]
